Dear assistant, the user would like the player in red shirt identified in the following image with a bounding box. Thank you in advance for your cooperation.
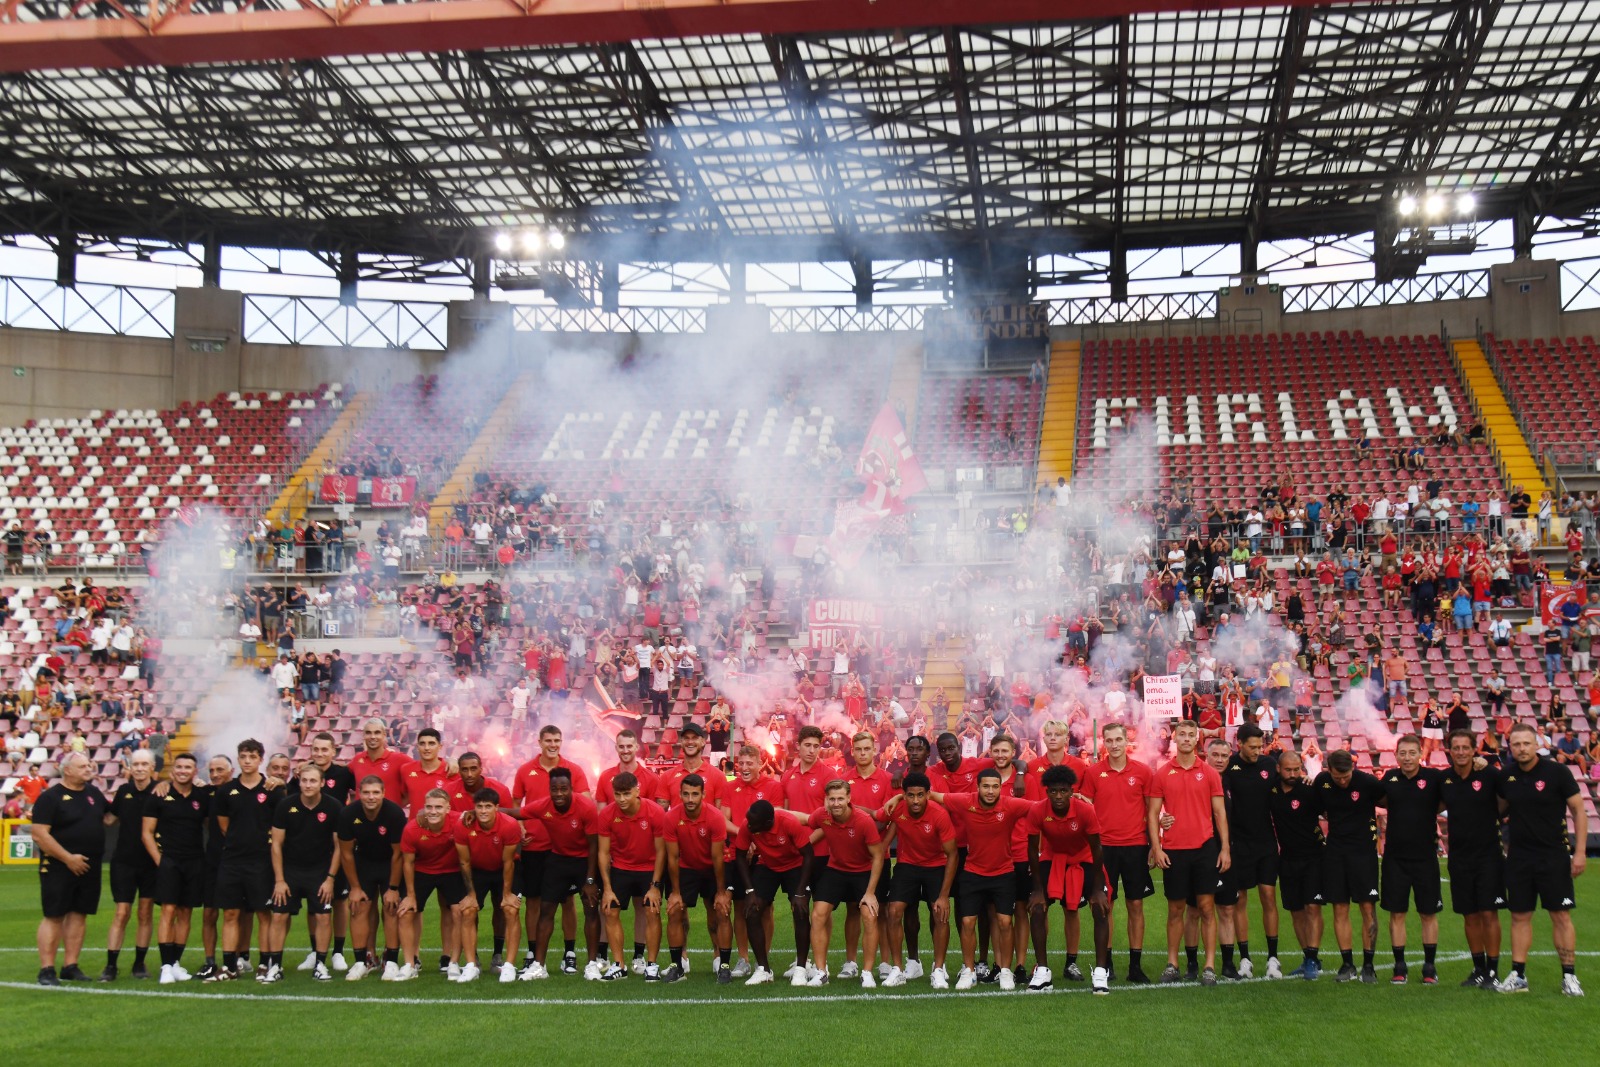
[596,772,667,981]
[663,774,732,982]
[980,734,1037,985]
[800,780,885,988]
[394,790,469,981]
[595,728,659,805]
[654,722,725,808]
[347,718,418,807]
[1022,720,1091,795]
[1026,764,1111,993]
[510,725,591,977]
[400,729,457,813]
[1148,718,1230,985]
[877,771,957,988]
[731,800,814,985]
[451,788,522,983]
[925,768,1033,990]
[594,728,657,974]
[723,743,785,977]
[1081,721,1156,984]
[721,744,784,978]
[445,751,511,811]
[516,767,602,980]
[895,734,939,976]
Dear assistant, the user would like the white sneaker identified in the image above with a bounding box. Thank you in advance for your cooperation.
[930,966,950,990]
[455,962,480,983]
[782,961,801,979]
[631,956,647,975]
[171,964,191,982]
[446,962,462,980]
[345,961,369,982]
[297,951,317,972]
[159,964,177,985]
[518,961,548,981]
[1496,973,1529,993]
[329,952,348,972]
[903,958,924,981]
[876,961,892,980]
[790,964,811,987]
[583,959,603,981]
[861,971,876,989]
[883,966,905,988]
[680,954,690,975]
[1562,973,1584,997]
[998,967,1016,991]
[745,966,774,986]
[499,963,517,984]
[1091,966,1110,994]
[312,963,331,982]
[262,964,283,984]
[1027,965,1052,991]
[806,968,829,988]
[730,958,753,979]
[380,961,401,981]
[236,959,255,976]
[837,960,860,979]
[1238,957,1254,979]
[954,966,977,991]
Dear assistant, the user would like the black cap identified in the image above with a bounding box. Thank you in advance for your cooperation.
[680,722,707,737]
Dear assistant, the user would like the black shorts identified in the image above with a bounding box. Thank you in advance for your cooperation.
[1446,850,1506,915]
[1164,838,1222,903]
[1278,853,1325,912]
[470,867,520,909]
[1322,848,1380,905]
[888,862,946,908]
[520,851,549,899]
[351,864,391,904]
[154,856,207,910]
[1011,861,1034,906]
[1041,859,1104,911]
[1505,850,1577,913]
[270,868,335,916]
[606,867,656,909]
[411,870,468,912]
[214,857,275,911]
[1229,841,1280,888]
[109,855,159,905]
[1380,853,1443,915]
[540,854,589,902]
[749,863,807,905]
[676,867,720,909]
[332,869,350,901]
[202,855,224,910]
[814,866,873,908]
[955,869,1016,917]
[1101,843,1155,901]
[39,857,103,918]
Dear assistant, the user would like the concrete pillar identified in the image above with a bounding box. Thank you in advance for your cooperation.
[1217,273,1283,336]
[171,286,244,403]
[1489,259,1562,341]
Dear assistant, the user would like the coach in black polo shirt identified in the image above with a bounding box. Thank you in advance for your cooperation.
[143,752,211,982]
[1221,724,1281,978]
[31,752,109,986]
[1495,722,1586,996]
[1313,749,1381,983]
[268,763,345,982]
[1268,749,1326,980]
[102,749,159,981]
[1377,735,1445,984]
[214,739,285,979]
[1440,728,1506,988]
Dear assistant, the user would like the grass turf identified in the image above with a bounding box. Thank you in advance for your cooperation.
[0,866,1590,1063]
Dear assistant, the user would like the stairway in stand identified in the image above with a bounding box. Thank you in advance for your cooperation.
[1035,340,1080,489]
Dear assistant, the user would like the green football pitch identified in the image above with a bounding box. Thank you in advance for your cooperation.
[0,866,1590,1064]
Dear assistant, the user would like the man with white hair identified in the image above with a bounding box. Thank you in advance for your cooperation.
[101,749,159,981]
[32,752,109,985]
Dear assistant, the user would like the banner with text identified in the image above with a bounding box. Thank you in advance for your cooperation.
[807,598,885,648]
[1143,674,1183,720]
[924,302,1051,365]
[1540,580,1600,626]
[320,475,417,507]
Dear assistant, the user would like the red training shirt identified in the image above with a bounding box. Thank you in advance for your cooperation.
[519,794,601,859]
[1150,757,1224,850]
[447,777,512,812]
[401,762,457,815]
[512,757,591,851]
[453,812,522,870]
[941,793,1033,877]
[732,809,808,872]
[1081,757,1154,847]
[349,749,419,807]
[876,802,956,868]
[665,803,728,871]
[722,774,784,830]
[806,807,880,873]
[598,801,666,872]
[654,761,726,808]
[595,763,660,806]
[1027,798,1101,863]
[401,819,460,876]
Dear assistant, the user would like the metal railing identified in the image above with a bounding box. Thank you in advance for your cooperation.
[513,305,707,334]
[1281,270,1490,313]
[769,305,929,332]
[1047,291,1218,325]
[243,295,448,350]
[0,276,174,337]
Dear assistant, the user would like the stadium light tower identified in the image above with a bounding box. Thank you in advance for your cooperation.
[1375,184,1480,282]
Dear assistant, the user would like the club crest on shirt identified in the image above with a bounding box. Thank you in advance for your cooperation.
[317,812,327,822]
[257,793,267,804]
[1290,799,1300,810]
[1260,769,1269,779]
[1193,772,1203,781]
[1418,780,1428,790]
[1535,781,1546,792]
[378,826,388,835]
[1351,792,1360,801]
[1471,780,1482,791]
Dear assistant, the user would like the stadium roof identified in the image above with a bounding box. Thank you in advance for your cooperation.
[1,0,1599,277]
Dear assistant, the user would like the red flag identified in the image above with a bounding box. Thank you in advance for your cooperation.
[858,403,928,506]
